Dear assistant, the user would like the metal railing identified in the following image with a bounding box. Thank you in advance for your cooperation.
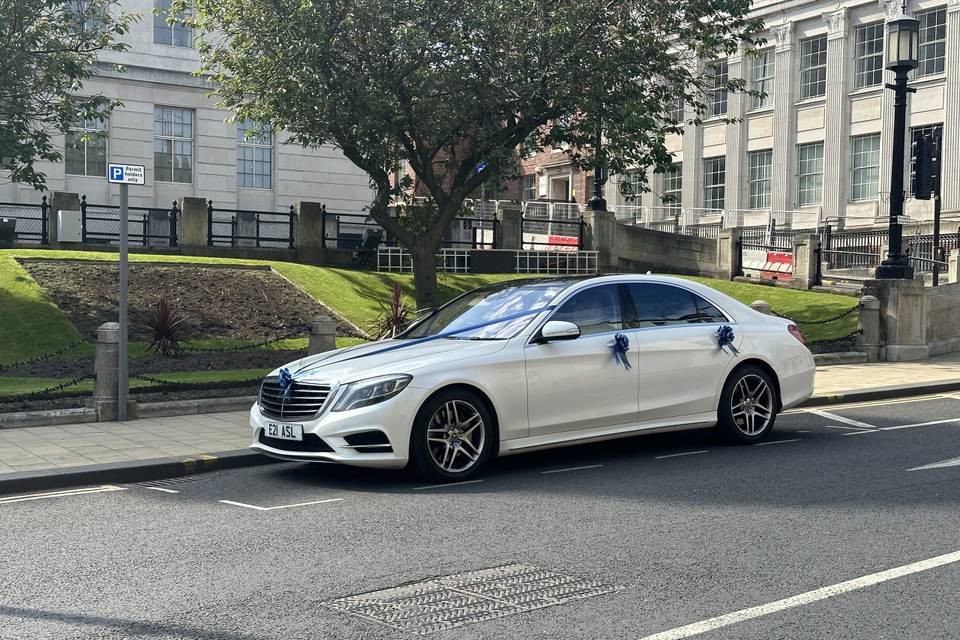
[0,197,48,244]
[376,247,471,273]
[516,250,598,275]
[82,196,179,247]
[207,201,295,249]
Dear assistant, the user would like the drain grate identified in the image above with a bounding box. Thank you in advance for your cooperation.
[131,476,201,488]
[322,563,619,635]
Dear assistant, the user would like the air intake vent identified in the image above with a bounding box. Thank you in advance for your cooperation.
[259,377,332,421]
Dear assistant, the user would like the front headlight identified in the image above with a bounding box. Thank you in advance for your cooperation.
[331,374,412,412]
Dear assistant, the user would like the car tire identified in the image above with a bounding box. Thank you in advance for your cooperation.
[717,365,779,444]
[409,389,495,482]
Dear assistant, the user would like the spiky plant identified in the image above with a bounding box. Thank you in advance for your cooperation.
[368,282,412,340]
[145,298,186,357]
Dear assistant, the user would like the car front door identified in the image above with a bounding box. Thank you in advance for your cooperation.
[624,283,739,423]
[523,284,639,436]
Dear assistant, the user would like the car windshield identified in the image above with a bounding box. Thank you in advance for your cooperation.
[402,279,574,340]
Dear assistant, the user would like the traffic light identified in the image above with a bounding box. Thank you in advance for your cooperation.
[930,132,941,197]
[912,134,933,200]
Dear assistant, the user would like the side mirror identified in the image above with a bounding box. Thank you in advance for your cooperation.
[540,320,581,342]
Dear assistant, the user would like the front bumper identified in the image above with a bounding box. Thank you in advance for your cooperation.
[248,387,428,469]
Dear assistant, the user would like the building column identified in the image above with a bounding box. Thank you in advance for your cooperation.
[941,0,960,214]
[822,8,849,221]
[681,120,704,210]
[725,50,747,212]
[771,22,796,213]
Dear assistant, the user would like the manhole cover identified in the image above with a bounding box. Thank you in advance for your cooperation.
[323,563,619,634]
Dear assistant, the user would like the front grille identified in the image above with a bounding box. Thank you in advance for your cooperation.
[258,430,334,453]
[259,377,332,420]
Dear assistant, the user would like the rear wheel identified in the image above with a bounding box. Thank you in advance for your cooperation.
[717,366,778,443]
[409,389,494,482]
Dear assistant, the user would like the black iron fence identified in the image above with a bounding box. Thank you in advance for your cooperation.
[0,197,49,244]
[82,196,179,247]
[207,201,295,249]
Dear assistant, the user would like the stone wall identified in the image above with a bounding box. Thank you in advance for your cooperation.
[925,282,960,356]
[613,224,719,277]
[860,279,960,361]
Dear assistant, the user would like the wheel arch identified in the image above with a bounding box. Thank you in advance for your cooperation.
[724,358,783,412]
[412,383,501,456]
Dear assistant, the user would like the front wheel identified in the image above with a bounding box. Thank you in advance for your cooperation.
[717,366,779,443]
[409,390,495,482]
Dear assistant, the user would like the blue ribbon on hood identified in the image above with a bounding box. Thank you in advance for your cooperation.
[716,324,739,355]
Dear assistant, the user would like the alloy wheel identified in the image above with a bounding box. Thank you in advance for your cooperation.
[730,374,774,436]
[426,400,486,474]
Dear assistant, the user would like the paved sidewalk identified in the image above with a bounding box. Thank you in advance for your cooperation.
[4,353,960,490]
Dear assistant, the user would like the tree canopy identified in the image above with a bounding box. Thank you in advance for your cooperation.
[181,0,762,306]
[0,0,132,189]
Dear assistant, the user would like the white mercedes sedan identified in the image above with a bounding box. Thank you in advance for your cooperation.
[250,274,815,481]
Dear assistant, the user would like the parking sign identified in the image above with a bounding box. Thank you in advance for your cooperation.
[107,164,145,185]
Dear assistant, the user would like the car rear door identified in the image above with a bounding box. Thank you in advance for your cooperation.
[523,284,639,436]
[624,283,740,422]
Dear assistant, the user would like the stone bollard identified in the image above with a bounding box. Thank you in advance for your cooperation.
[308,316,337,355]
[750,300,773,315]
[91,322,120,421]
[856,295,882,362]
[949,248,959,284]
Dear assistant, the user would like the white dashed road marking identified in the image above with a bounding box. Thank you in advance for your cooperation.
[809,410,876,430]
[654,451,709,460]
[753,439,801,446]
[842,417,960,436]
[636,549,960,640]
[541,464,605,474]
[144,486,180,494]
[0,485,125,504]
[909,456,960,471]
[219,498,343,511]
[412,479,484,491]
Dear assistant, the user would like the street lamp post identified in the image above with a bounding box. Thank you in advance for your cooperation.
[588,115,607,212]
[875,8,920,279]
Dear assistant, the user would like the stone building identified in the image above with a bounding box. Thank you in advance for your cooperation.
[0,0,373,213]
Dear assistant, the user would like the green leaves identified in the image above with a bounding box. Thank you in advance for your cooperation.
[0,0,134,189]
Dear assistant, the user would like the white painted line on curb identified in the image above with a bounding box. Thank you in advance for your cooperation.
[636,548,960,640]
[0,485,125,505]
[810,410,876,430]
[654,451,708,460]
[541,464,605,474]
[144,487,179,494]
[753,439,801,446]
[219,498,343,511]
[412,479,484,491]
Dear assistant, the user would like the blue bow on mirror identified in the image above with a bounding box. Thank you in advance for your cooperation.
[611,333,632,369]
[716,325,739,355]
[278,367,296,401]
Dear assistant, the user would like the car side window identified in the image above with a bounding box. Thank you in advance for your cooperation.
[551,285,623,336]
[695,296,728,323]
[625,283,699,328]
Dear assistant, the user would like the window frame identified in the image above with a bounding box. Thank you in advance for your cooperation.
[547,283,627,337]
[153,106,194,184]
[522,176,536,201]
[796,142,825,207]
[623,282,731,329]
[854,22,885,89]
[65,114,108,177]
[236,119,274,190]
[703,157,726,211]
[707,60,729,117]
[850,133,881,201]
[153,0,193,48]
[916,7,947,77]
[662,163,682,209]
[799,35,828,100]
[751,49,775,109]
[748,149,773,210]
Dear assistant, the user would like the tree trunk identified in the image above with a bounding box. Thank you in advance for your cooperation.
[412,245,439,311]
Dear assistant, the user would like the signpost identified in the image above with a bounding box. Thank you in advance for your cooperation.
[107,164,145,421]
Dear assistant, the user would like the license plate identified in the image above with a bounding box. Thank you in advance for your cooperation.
[265,422,303,441]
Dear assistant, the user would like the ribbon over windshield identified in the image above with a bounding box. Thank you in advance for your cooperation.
[716,325,739,355]
[611,333,631,369]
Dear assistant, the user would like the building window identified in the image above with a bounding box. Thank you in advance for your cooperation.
[622,170,644,201]
[797,142,824,206]
[237,120,273,189]
[670,94,684,123]
[708,60,728,116]
[854,23,885,89]
[799,35,828,100]
[522,176,535,201]
[154,0,192,47]
[662,163,682,209]
[851,134,881,201]
[748,150,773,209]
[911,124,944,193]
[703,158,725,210]
[154,106,193,183]
[751,49,775,109]
[917,8,946,76]
[65,114,107,177]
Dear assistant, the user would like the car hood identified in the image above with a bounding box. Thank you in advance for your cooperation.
[270,338,510,384]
